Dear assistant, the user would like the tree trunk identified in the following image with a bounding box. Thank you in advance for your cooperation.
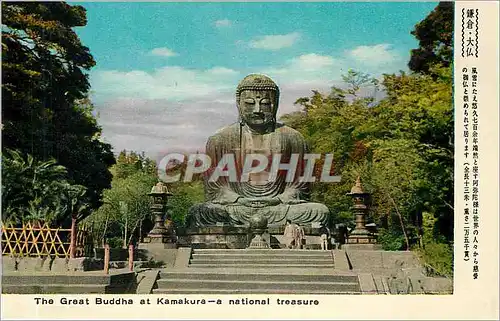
[388,194,410,251]
[101,213,109,248]
[139,220,142,243]
[123,216,128,248]
[127,219,141,246]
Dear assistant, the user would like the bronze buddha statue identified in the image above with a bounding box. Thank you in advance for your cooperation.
[185,74,330,227]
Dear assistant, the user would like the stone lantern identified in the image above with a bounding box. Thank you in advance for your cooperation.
[143,181,176,245]
[247,214,270,249]
[346,176,376,245]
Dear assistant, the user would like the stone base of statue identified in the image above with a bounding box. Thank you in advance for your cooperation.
[177,225,249,249]
[141,220,177,248]
[142,235,177,245]
[177,225,325,249]
[347,228,377,245]
[248,234,270,249]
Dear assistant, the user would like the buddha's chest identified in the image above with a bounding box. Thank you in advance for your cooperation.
[241,132,281,154]
[240,133,281,185]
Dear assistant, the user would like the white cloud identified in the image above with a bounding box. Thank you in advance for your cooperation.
[289,53,336,70]
[261,53,340,87]
[347,44,401,65]
[207,67,239,75]
[215,19,232,27]
[95,97,237,157]
[248,32,301,50]
[91,66,240,102]
[150,47,178,57]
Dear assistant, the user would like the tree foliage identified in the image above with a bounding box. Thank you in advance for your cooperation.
[83,151,157,247]
[83,150,205,247]
[1,2,115,212]
[408,2,454,74]
[2,149,89,226]
[281,65,452,256]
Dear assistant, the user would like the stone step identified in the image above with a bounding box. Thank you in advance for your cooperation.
[152,288,361,294]
[191,254,333,260]
[190,259,334,265]
[2,272,135,286]
[155,279,360,292]
[193,249,331,255]
[159,272,358,283]
[2,284,108,294]
[187,264,335,269]
[1,272,136,294]
[2,274,113,285]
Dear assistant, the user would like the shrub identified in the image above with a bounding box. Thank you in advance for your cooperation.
[419,241,453,277]
[377,228,405,251]
[107,237,123,249]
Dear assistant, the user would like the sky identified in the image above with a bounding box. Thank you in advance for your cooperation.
[73,2,438,161]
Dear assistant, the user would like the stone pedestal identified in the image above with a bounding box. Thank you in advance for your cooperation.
[142,218,177,246]
[248,234,270,249]
[137,243,179,267]
[143,182,177,246]
[247,214,270,249]
[346,177,377,246]
[347,216,377,245]
[347,235,378,244]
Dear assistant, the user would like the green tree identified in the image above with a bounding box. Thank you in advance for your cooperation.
[83,151,159,247]
[1,2,115,212]
[83,149,206,246]
[281,63,452,252]
[367,65,454,240]
[417,212,453,277]
[2,149,88,226]
[280,70,380,229]
[114,150,157,179]
[168,181,204,227]
[408,2,454,74]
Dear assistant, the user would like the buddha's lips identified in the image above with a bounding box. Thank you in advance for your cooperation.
[247,114,271,121]
[157,152,342,183]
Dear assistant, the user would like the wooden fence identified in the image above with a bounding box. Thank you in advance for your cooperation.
[1,221,94,258]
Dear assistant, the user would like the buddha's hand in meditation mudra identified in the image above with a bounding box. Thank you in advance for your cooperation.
[237,197,281,208]
[276,188,308,205]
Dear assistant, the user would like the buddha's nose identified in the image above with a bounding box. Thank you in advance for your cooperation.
[253,102,261,113]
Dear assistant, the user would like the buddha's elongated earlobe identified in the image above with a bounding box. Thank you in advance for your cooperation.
[238,111,244,170]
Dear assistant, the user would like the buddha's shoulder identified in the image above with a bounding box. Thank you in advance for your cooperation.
[209,123,240,139]
[275,123,306,139]
[208,122,305,140]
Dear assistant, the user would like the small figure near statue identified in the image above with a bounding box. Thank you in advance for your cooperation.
[283,219,305,249]
[319,224,331,250]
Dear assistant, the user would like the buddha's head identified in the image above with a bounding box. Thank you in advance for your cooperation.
[236,74,279,131]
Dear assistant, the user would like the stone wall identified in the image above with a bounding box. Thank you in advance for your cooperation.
[93,248,149,261]
[2,256,103,272]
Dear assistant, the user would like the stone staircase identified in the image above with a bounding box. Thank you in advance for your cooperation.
[153,248,362,294]
[189,249,336,268]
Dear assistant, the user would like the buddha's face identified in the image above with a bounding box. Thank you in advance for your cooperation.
[238,90,277,129]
